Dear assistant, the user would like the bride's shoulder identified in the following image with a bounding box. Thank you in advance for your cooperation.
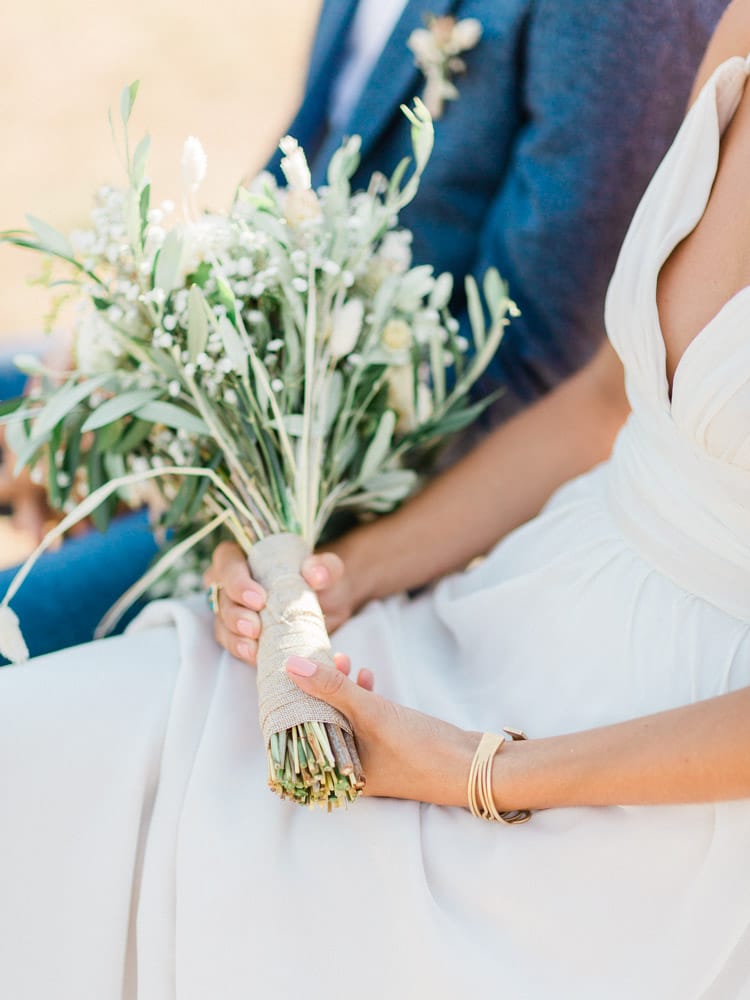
[688,0,750,105]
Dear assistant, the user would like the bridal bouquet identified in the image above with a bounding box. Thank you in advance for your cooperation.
[0,83,516,807]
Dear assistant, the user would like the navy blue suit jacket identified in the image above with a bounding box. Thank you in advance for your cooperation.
[268,0,725,410]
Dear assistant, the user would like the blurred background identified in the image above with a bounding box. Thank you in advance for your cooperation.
[0,0,320,563]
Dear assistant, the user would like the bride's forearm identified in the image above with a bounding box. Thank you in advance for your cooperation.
[336,342,628,607]
[492,687,750,813]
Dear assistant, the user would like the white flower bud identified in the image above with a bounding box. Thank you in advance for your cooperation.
[0,606,29,663]
[381,319,412,353]
[181,136,208,194]
[451,17,482,52]
[279,135,312,191]
[387,365,417,433]
[329,298,364,359]
[284,189,322,227]
[407,28,439,63]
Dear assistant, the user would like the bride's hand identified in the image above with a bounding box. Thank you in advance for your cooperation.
[204,541,358,665]
[286,653,477,806]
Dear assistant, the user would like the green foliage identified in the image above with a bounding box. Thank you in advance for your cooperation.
[0,85,517,619]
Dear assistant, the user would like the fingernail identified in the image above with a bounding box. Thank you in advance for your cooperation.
[242,589,265,611]
[236,617,257,638]
[310,568,328,588]
[237,642,252,660]
[286,655,317,677]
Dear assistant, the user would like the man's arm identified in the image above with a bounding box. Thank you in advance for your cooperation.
[470,0,724,414]
[334,342,627,608]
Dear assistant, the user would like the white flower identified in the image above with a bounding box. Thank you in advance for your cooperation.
[181,136,208,194]
[386,365,417,433]
[379,231,413,273]
[329,298,364,359]
[381,318,412,352]
[284,189,322,227]
[417,382,433,423]
[0,606,29,663]
[178,215,233,279]
[75,310,121,375]
[279,135,311,191]
[450,18,482,52]
[406,28,439,65]
[407,16,482,118]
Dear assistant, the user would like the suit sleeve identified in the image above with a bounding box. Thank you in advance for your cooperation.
[468,0,717,415]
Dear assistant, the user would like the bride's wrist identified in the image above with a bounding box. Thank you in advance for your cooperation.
[421,726,480,808]
[489,737,530,813]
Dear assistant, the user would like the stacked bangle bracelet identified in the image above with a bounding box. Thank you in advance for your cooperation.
[467,727,532,824]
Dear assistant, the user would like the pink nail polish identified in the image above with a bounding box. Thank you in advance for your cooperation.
[243,589,264,611]
[286,655,317,677]
[237,618,256,638]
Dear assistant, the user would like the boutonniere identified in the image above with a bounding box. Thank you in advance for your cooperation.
[407,14,482,120]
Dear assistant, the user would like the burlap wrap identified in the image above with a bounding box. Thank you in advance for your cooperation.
[248,533,352,744]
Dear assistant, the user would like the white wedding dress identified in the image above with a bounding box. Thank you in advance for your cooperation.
[1,56,750,1000]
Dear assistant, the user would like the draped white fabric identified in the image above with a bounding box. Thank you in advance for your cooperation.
[1,57,750,1000]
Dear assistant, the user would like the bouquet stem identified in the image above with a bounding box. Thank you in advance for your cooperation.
[248,532,365,807]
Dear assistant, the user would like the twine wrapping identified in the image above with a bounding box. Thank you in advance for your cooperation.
[248,533,352,744]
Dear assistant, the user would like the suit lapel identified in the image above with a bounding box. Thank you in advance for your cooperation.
[344,0,461,161]
[286,0,358,154]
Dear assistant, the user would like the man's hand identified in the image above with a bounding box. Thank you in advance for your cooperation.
[203,540,357,665]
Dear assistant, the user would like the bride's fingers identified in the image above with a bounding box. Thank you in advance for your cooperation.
[213,616,258,665]
[333,652,351,675]
[356,668,374,691]
[220,598,261,642]
[327,653,374,689]
[286,655,376,723]
[207,541,266,612]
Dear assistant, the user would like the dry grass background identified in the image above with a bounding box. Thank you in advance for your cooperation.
[0,0,320,566]
[0,0,320,344]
